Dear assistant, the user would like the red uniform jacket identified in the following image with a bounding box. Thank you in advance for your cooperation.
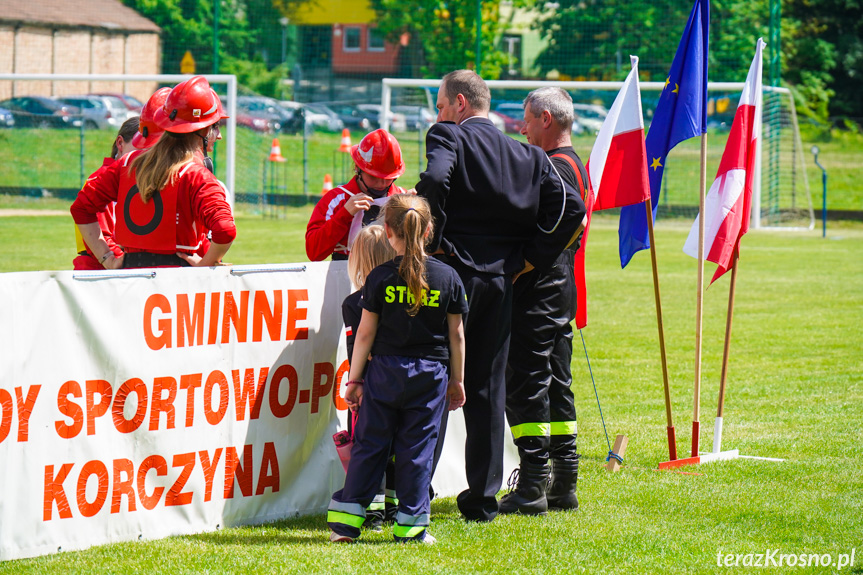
[71,150,236,255]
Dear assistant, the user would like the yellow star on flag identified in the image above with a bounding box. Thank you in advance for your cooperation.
[664,77,670,90]
[672,83,680,94]
[650,157,663,171]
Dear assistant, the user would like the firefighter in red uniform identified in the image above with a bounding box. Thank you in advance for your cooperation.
[71,76,235,269]
[71,88,171,270]
[305,129,407,261]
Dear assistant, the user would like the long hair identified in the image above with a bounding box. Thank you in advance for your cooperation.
[111,116,140,159]
[130,131,201,202]
[348,224,395,290]
[384,194,433,316]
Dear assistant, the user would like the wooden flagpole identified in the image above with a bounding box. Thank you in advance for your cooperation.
[645,197,677,461]
[713,252,739,453]
[692,133,708,457]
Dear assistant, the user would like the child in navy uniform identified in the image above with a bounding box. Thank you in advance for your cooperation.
[328,194,467,544]
[342,224,397,530]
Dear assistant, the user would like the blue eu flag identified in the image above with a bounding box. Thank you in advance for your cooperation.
[618,0,709,268]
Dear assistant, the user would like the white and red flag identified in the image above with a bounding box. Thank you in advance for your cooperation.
[576,55,650,328]
[683,39,765,283]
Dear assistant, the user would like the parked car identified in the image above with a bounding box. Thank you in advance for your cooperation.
[572,103,608,134]
[279,101,344,132]
[59,95,133,129]
[356,104,408,132]
[90,92,145,114]
[0,96,82,129]
[0,107,14,128]
[233,96,301,134]
[326,104,372,132]
[304,103,344,132]
[488,111,507,132]
[392,105,435,131]
[492,103,526,133]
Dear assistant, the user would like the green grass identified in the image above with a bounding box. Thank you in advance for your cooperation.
[1,209,861,573]
[2,124,861,211]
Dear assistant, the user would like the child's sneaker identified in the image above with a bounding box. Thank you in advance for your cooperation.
[420,533,437,544]
[329,530,355,543]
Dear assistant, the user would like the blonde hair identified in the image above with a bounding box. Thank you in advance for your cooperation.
[348,224,395,290]
[130,131,202,202]
[384,194,433,316]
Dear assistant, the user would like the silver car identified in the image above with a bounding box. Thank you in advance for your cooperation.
[61,95,134,130]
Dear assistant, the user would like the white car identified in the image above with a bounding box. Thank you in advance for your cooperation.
[61,95,134,130]
[572,103,608,134]
[356,104,408,132]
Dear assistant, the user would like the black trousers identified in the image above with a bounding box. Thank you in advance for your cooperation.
[506,250,578,467]
[439,256,512,522]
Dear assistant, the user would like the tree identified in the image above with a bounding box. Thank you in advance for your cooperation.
[367,0,518,79]
[784,0,861,120]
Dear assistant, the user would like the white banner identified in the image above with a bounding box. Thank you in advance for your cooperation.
[0,262,515,561]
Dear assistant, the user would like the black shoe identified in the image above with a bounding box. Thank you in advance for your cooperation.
[457,489,499,522]
[547,455,579,511]
[498,463,550,516]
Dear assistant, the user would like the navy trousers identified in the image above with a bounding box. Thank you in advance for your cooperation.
[506,250,579,466]
[438,257,512,523]
[328,355,448,541]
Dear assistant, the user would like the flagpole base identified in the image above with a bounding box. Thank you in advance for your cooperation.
[691,420,700,457]
[667,425,678,461]
[658,449,786,470]
[712,416,723,453]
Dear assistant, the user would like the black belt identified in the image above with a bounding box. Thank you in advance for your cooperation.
[123,252,191,269]
[332,253,348,261]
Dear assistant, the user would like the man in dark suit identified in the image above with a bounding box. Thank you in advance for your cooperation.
[416,69,583,522]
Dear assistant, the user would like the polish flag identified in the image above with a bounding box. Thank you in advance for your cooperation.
[575,55,650,328]
[683,39,765,284]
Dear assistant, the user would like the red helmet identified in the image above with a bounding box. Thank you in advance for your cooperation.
[155,76,228,133]
[131,87,170,148]
[350,129,405,180]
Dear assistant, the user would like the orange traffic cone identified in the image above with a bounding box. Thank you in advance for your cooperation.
[338,129,352,152]
[268,138,286,162]
[321,174,333,195]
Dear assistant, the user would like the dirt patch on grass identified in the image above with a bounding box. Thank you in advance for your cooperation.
[0,209,69,217]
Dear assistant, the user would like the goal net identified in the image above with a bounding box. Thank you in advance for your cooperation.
[381,78,814,231]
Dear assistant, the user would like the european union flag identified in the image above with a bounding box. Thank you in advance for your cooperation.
[618,0,709,268]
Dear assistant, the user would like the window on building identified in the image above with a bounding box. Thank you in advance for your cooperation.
[368,28,385,52]
[344,27,361,52]
[502,34,523,78]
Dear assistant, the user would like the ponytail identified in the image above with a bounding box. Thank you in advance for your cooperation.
[130,131,201,202]
[384,194,434,316]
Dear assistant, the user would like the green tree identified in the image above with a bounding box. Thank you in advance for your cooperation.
[367,0,516,79]
[784,0,861,119]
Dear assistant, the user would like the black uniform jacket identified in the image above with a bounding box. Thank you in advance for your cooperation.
[416,117,584,275]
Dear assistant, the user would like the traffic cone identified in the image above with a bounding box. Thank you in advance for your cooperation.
[338,129,352,153]
[321,174,333,195]
[268,138,286,162]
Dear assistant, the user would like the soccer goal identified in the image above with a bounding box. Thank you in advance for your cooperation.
[0,73,237,204]
[380,78,814,231]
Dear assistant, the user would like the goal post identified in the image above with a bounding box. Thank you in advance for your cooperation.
[0,73,237,202]
[381,78,814,231]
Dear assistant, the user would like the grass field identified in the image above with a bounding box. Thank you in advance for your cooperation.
[0,206,861,574]
[1,122,861,212]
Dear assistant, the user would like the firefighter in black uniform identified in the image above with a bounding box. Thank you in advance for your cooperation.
[500,87,588,515]
[416,70,584,522]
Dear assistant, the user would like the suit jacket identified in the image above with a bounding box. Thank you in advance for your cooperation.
[416,117,584,275]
